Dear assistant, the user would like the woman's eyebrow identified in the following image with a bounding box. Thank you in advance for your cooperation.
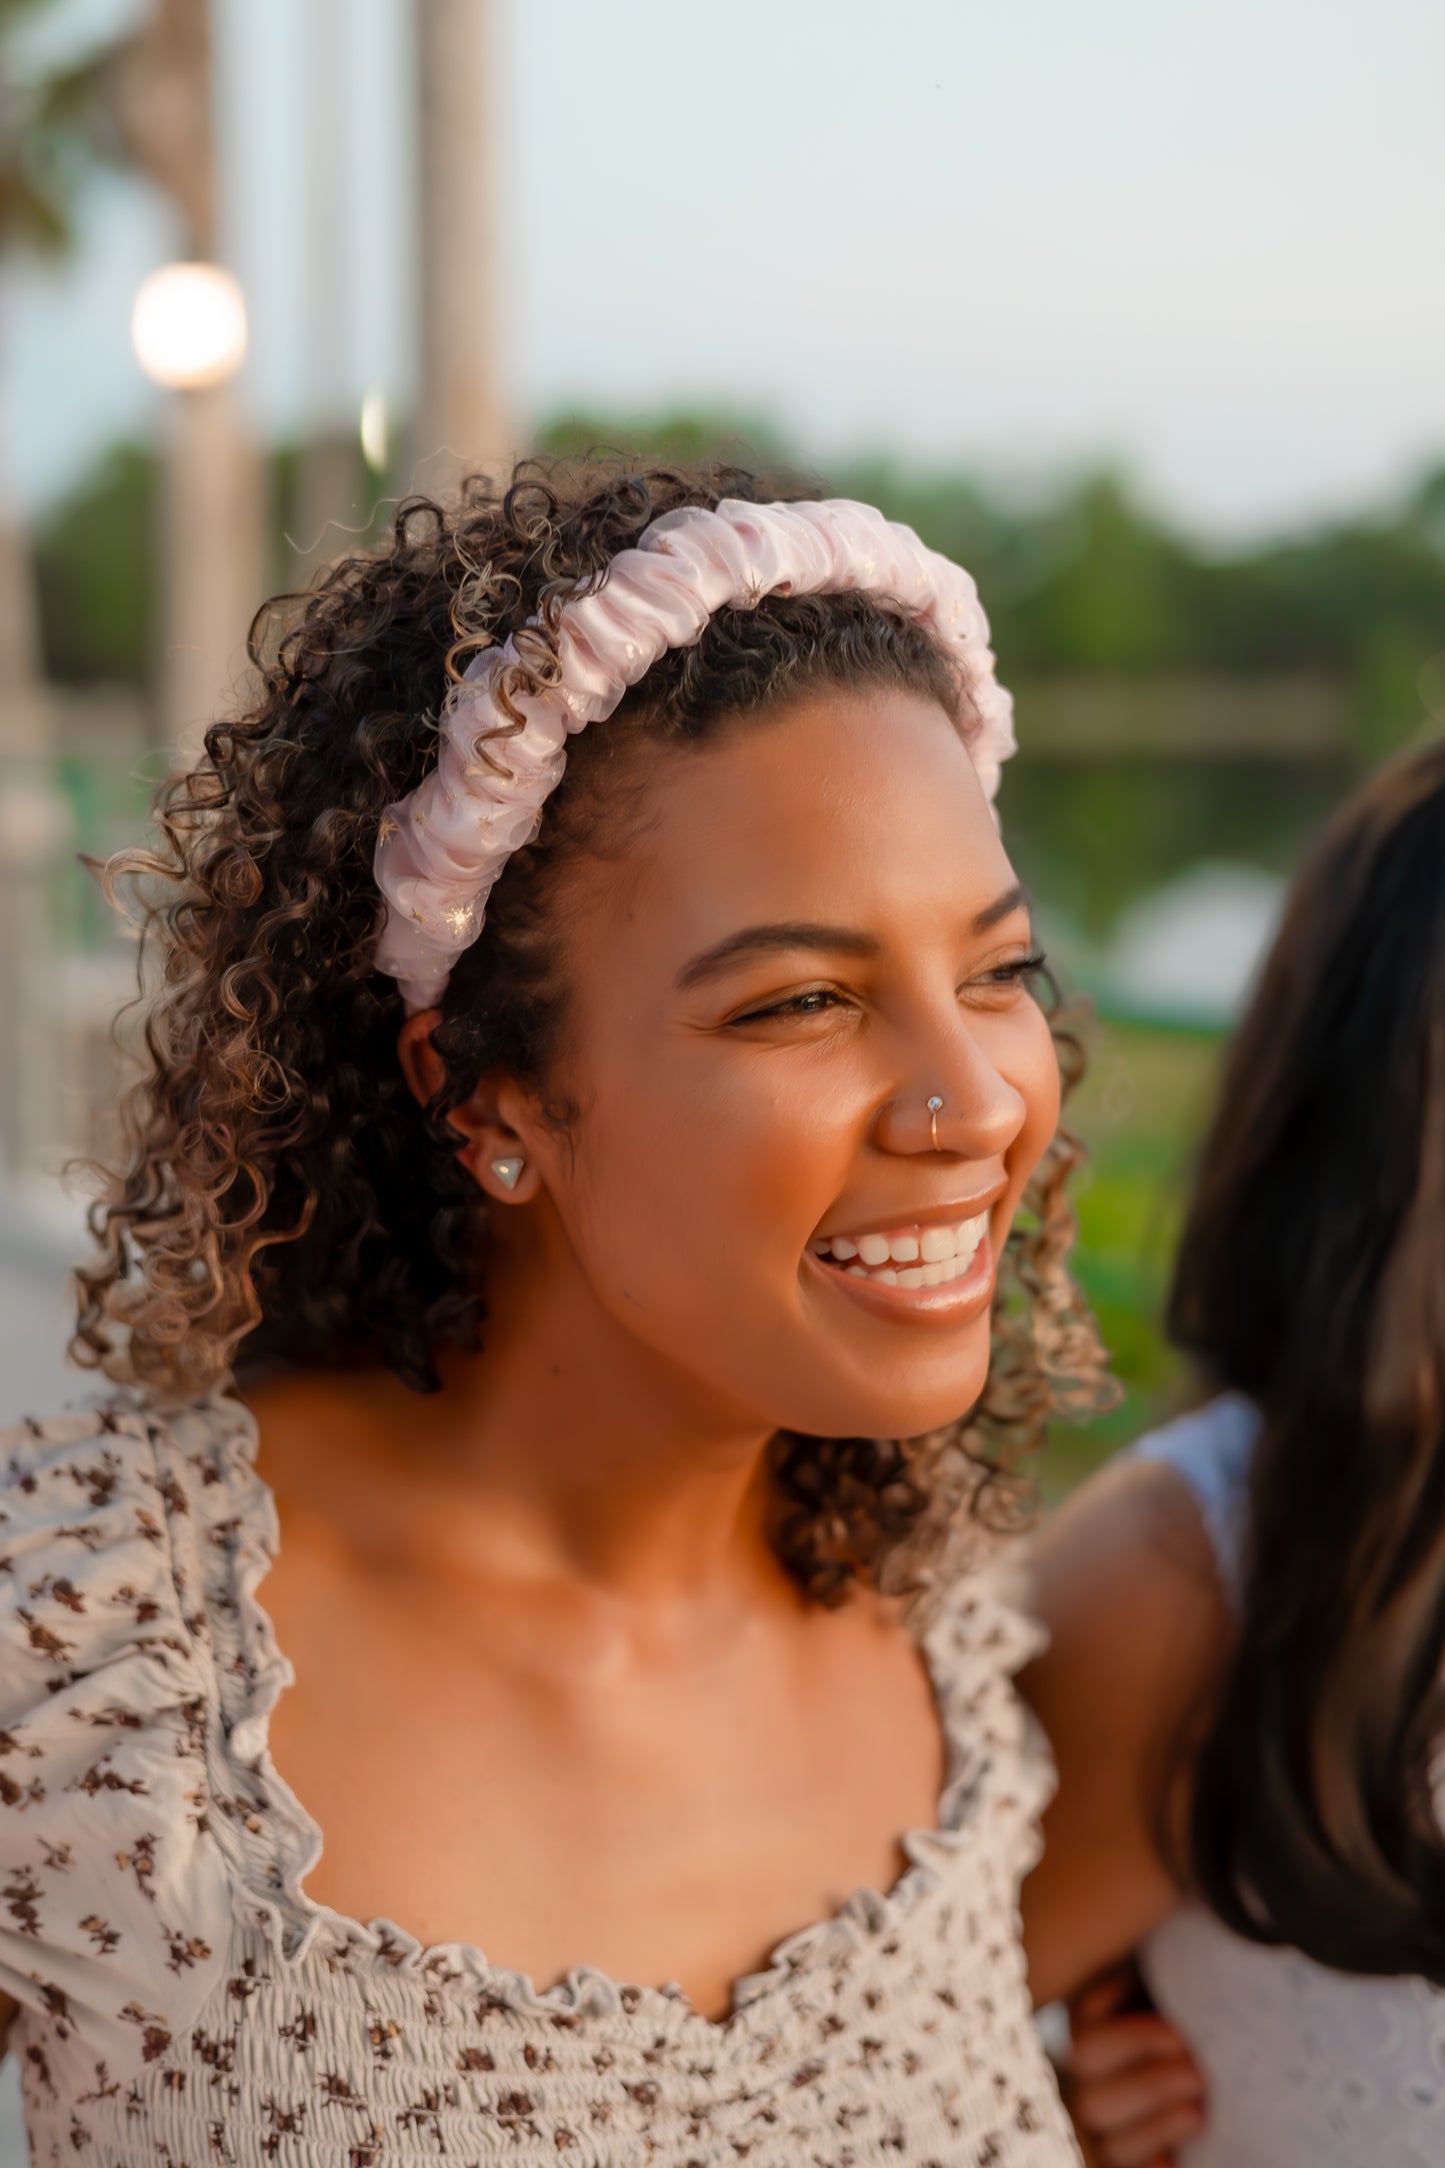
[973,880,1031,933]
[675,923,881,992]
[674,884,1030,993]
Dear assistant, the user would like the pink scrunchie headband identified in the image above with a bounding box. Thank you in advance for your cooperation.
[372,497,1016,1012]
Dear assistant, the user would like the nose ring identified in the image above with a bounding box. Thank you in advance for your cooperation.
[926,1094,945,1152]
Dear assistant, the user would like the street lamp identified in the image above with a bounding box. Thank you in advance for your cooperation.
[131,262,247,391]
[132,261,264,762]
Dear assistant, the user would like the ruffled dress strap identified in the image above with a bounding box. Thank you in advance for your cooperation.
[140,1389,328,1964]
[0,1401,234,2083]
[914,1555,1057,1890]
[1123,1394,1260,1605]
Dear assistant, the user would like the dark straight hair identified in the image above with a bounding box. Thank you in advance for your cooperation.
[1171,734,1445,1984]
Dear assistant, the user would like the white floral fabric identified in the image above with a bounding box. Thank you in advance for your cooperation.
[0,1392,1077,2166]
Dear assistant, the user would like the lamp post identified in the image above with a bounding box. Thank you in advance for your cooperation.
[132,261,264,763]
[413,0,511,492]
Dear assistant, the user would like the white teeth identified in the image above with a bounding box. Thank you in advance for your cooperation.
[815,1210,992,1291]
[956,1213,986,1259]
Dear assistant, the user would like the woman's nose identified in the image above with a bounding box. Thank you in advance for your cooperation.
[874,1025,1028,1161]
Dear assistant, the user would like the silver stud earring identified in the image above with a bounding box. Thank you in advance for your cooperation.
[489,1156,525,1191]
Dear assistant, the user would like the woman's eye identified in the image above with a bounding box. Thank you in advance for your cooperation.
[731,988,846,1024]
[972,949,1047,992]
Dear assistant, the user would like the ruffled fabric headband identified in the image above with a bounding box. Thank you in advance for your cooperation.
[373,496,1016,1012]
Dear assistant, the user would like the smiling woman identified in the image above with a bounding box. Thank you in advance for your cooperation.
[0,461,1108,2165]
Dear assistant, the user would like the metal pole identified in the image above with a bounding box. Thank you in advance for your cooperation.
[413,0,512,494]
[291,0,364,586]
[160,381,266,764]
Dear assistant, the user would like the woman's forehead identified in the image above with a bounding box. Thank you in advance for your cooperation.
[576,687,1017,964]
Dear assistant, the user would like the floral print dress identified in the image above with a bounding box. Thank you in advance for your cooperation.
[0,1392,1078,2166]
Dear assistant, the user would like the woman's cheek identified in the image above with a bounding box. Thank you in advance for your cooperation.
[578,1059,816,1291]
[681,1077,841,1272]
[1003,1005,1062,1196]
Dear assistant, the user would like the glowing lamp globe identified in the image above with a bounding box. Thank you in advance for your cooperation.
[131,263,247,390]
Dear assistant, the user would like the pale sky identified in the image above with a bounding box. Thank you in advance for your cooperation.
[6,0,1444,536]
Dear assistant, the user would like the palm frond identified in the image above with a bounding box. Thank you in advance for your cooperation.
[0,7,135,257]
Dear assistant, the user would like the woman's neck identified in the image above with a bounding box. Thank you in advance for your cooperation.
[256,1224,789,1619]
[428,1314,781,1606]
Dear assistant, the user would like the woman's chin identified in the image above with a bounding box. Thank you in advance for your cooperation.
[780,1356,991,1450]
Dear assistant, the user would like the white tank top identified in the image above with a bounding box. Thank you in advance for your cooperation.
[1130,1399,1445,2167]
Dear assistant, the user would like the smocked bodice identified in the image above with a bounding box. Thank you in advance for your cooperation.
[0,1393,1076,2166]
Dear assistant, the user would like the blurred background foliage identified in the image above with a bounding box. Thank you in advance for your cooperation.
[43,414,1445,708]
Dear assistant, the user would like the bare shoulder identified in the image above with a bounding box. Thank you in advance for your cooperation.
[1018,1452,1235,2003]
[238,1362,414,1488]
[239,1363,372,1442]
[1027,1450,1232,1708]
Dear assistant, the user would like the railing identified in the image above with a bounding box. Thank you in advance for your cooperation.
[0,672,1358,1177]
[0,729,155,1176]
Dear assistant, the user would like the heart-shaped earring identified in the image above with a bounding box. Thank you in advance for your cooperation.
[489,1156,525,1192]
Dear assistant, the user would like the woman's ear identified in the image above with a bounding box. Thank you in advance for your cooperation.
[398,1009,447,1110]
[397,1011,544,1207]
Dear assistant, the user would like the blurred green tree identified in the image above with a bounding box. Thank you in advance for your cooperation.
[537,407,796,477]
[36,401,1445,784]
[0,0,147,741]
[33,441,157,685]
[0,0,126,252]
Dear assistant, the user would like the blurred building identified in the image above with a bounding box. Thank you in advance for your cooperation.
[1104,864,1285,1030]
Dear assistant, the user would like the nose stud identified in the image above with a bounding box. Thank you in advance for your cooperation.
[489,1155,525,1191]
[926,1095,945,1152]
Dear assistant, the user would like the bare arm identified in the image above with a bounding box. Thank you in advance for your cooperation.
[1019,1454,1232,2007]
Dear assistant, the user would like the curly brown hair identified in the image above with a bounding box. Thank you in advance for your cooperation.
[77,457,1112,1602]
